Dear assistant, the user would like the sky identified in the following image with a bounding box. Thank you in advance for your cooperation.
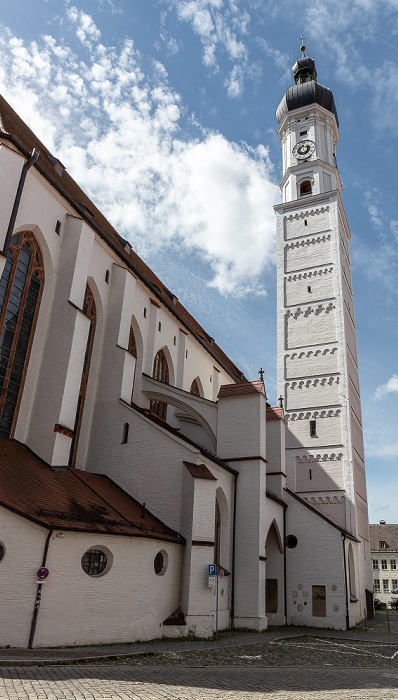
[0,0,397,524]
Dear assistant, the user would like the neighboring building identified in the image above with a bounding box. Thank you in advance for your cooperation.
[370,522,398,606]
[0,49,372,649]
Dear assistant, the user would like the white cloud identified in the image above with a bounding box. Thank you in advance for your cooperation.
[375,374,398,400]
[166,0,251,96]
[0,11,279,296]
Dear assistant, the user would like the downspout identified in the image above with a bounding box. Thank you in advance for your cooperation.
[2,148,39,257]
[28,527,53,649]
[230,471,238,630]
[342,533,350,630]
[283,505,287,624]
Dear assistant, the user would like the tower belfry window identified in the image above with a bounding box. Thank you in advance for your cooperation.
[300,180,312,196]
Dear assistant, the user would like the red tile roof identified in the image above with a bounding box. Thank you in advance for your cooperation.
[218,380,265,398]
[266,406,284,421]
[370,524,398,552]
[0,438,184,543]
[183,461,217,480]
[0,95,244,383]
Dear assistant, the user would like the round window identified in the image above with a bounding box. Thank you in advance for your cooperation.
[0,543,5,562]
[81,549,108,576]
[286,535,298,549]
[154,549,168,575]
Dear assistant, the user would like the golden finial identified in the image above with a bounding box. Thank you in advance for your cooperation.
[297,34,307,56]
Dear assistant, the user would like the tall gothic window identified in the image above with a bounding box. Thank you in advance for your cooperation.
[0,232,44,438]
[69,285,96,466]
[190,379,200,396]
[150,349,169,420]
[127,325,137,357]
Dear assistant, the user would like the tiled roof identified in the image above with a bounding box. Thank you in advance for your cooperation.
[0,438,184,543]
[370,524,398,552]
[183,461,217,480]
[266,406,284,421]
[0,94,244,384]
[218,380,265,398]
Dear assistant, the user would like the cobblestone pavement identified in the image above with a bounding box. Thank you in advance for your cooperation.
[0,613,397,699]
[1,664,398,699]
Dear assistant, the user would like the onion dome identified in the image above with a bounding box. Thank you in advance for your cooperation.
[276,55,338,127]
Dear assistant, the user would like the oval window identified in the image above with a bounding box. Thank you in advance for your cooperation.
[286,535,298,549]
[0,543,5,562]
[154,549,168,575]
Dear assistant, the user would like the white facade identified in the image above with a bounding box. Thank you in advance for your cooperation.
[0,56,373,648]
[370,523,398,606]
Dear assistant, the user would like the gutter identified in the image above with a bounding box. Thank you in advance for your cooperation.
[342,533,350,630]
[230,470,238,630]
[2,148,39,256]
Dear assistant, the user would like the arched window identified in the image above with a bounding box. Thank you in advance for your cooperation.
[190,379,200,396]
[0,231,44,438]
[150,349,169,420]
[300,180,312,196]
[127,325,137,357]
[69,285,96,466]
[214,500,221,566]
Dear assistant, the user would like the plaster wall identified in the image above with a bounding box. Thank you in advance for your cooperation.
[285,267,334,306]
[295,454,345,492]
[284,491,347,629]
[284,207,331,240]
[286,306,337,349]
[285,235,332,273]
[285,346,339,379]
[286,413,342,449]
[217,392,266,461]
[286,376,340,410]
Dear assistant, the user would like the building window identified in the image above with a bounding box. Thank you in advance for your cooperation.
[373,579,380,592]
[372,560,379,570]
[381,560,388,570]
[300,180,312,197]
[122,422,129,444]
[158,321,161,331]
[69,285,96,466]
[380,541,386,548]
[154,550,168,575]
[150,349,169,420]
[0,231,44,438]
[383,580,389,592]
[0,543,5,563]
[143,307,147,318]
[190,379,200,396]
[391,560,396,570]
[55,220,61,235]
[127,326,137,357]
[392,579,398,592]
[81,549,108,576]
[310,420,316,436]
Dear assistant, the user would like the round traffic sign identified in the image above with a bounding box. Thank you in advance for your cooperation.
[37,567,49,580]
[219,569,224,579]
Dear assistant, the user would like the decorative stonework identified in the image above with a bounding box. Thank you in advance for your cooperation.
[286,302,335,319]
[286,234,331,250]
[286,409,341,421]
[288,347,338,360]
[286,206,330,221]
[286,267,333,282]
[303,495,344,505]
[296,453,344,463]
[287,376,340,390]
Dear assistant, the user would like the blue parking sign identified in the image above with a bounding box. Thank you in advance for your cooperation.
[208,564,216,576]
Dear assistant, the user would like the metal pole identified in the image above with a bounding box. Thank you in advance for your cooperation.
[364,607,367,631]
[216,566,219,641]
[387,608,390,633]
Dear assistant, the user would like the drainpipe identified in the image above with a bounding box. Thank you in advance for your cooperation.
[283,505,287,624]
[28,528,53,649]
[342,533,350,630]
[2,148,39,257]
[230,471,238,630]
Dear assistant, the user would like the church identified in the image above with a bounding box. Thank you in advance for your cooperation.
[0,49,373,648]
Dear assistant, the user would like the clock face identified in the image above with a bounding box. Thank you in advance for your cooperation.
[293,140,315,159]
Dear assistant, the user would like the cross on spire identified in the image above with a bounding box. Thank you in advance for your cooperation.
[297,34,307,56]
[258,368,264,382]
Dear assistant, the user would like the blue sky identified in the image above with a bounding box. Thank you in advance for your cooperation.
[0,0,397,523]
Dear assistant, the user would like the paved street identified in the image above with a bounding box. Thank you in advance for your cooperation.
[1,664,398,700]
[0,613,397,699]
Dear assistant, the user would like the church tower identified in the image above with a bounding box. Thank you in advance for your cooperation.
[274,49,370,563]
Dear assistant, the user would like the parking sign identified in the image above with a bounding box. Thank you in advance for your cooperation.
[208,564,216,576]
